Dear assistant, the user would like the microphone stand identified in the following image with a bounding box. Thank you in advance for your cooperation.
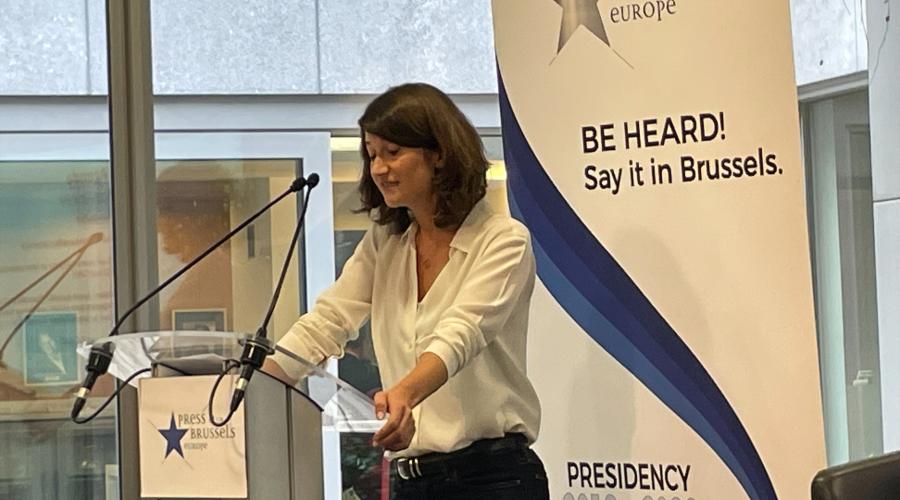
[212,174,319,425]
[71,175,317,423]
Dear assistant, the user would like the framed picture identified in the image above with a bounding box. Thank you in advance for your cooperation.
[168,309,230,359]
[171,309,227,332]
[23,312,79,386]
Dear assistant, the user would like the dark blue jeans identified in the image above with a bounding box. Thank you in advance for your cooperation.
[392,437,550,500]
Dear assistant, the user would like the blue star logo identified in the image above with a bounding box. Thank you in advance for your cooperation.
[157,413,188,459]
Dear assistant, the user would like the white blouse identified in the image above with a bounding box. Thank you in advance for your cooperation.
[272,199,541,457]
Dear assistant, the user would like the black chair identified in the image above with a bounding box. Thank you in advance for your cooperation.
[811,451,900,500]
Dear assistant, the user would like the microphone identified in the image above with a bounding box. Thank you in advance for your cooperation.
[228,173,318,414]
[304,173,320,189]
[71,174,317,422]
[229,329,275,413]
[292,173,319,190]
[71,342,114,419]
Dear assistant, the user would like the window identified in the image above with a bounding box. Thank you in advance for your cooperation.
[0,145,115,497]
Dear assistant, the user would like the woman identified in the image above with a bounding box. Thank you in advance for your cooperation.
[266,83,548,499]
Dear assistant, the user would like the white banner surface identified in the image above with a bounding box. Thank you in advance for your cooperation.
[139,375,247,498]
[492,1,826,499]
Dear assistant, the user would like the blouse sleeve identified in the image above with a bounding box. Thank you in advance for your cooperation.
[271,225,378,380]
[418,222,535,378]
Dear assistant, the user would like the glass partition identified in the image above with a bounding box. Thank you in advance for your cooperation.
[0,154,115,499]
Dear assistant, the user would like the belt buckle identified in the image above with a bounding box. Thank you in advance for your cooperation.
[396,457,422,480]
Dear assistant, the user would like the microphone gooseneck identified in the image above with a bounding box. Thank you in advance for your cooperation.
[71,175,315,423]
[226,178,316,417]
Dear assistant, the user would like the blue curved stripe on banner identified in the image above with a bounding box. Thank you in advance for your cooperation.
[506,147,765,494]
[509,184,754,498]
[498,76,776,500]
[518,206,752,494]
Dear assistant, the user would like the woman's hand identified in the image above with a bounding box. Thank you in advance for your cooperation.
[261,358,297,386]
[371,385,417,451]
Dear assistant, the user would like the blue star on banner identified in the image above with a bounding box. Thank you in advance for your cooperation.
[158,413,188,459]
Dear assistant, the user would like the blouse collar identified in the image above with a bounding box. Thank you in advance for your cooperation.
[402,197,492,256]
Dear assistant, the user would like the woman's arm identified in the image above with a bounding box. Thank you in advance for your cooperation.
[268,226,380,380]
[371,352,448,451]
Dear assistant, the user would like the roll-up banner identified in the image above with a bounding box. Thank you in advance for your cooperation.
[492,1,826,499]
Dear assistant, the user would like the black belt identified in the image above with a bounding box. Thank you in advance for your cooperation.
[394,434,529,481]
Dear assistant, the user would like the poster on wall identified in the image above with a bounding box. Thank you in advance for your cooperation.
[172,309,227,332]
[492,1,826,499]
[23,312,79,386]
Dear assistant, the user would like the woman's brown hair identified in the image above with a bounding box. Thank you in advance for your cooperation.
[357,83,489,233]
